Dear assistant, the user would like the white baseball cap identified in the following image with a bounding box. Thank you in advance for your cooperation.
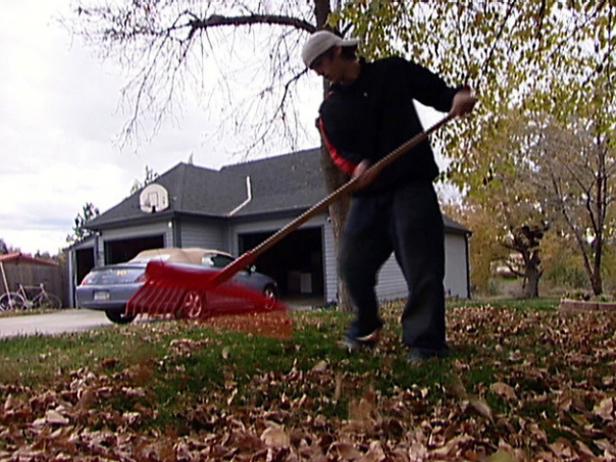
[301,30,358,68]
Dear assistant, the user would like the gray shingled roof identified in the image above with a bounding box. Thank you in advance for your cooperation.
[221,148,326,216]
[86,147,470,234]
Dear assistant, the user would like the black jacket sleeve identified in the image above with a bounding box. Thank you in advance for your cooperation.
[395,57,460,113]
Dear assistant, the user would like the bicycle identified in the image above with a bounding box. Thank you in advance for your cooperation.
[0,283,62,311]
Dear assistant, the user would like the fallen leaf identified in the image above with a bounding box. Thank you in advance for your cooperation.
[334,372,342,402]
[227,388,238,406]
[260,424,290,448]
[333,442,362,460]
[101,357,119,369]
[77,388,96,410]
[490,382,517,401]
[46,409,69,425]
[468,397,494,422]
[122,411,141,425]
[312,360,328,372]
[358,440,386,462]
[3,394,17,411]
[448,374,468,399]
[575,440,597,458]
[122,387,146,398]
[549,438,575,458]
[485,449,516,462]
[349,397,374,423]
[593,397,614,421]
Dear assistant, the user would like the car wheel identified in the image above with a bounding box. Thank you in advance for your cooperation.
[263,285,278,310]
[105,309,136,324]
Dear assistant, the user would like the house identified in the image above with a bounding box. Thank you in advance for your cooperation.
[67,148,471,307]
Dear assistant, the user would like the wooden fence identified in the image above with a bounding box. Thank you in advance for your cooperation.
[0,261,68,307]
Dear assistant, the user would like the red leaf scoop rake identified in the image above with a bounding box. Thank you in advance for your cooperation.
[126,114,455,338]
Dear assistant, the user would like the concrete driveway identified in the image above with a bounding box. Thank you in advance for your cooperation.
[0,298,320,340]
[0,309,116,339]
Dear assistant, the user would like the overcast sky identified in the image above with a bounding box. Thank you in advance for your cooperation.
[0,1,445,256]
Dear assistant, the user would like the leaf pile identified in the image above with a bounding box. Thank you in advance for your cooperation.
[0,303,615,461]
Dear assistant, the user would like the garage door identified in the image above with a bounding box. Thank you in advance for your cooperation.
[104,235,164,264]
[238,227,323,299]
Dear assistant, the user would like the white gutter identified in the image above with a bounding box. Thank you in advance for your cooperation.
[228,176,252,216]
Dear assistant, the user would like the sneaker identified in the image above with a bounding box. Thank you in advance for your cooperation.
[338,328,381,353]
[407,346,451,365]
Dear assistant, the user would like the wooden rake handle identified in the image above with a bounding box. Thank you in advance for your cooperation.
[211,113,455,286]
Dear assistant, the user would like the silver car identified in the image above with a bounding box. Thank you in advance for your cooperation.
[76,247,278,324]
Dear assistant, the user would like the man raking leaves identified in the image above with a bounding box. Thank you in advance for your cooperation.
[126,31,475,349]
[302,31,476,363]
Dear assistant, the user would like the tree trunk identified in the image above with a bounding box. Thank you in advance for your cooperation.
[591,235,603,296]
[313,0,352,311]
[521,249,542,298]
[320,146,352,311]
[523,266,540,298]
[590,267,603,296]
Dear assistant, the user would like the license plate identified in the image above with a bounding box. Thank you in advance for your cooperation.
[94,291,110,301]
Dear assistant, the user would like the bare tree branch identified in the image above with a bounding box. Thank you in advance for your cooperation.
[188,13,316,34]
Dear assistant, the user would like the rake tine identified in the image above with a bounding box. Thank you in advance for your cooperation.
[142,281,163,317]
[159,283,177,316]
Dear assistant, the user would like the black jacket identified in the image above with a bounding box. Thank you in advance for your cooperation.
[319,57,460,193]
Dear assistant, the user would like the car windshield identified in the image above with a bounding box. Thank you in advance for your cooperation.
[202,254,234,268]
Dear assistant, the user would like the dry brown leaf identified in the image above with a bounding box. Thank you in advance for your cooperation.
[101,357,119,369]
[448,374,468,399]
[334,372,342,402]
[595,438,616,454]
[122,411,141,426]
[358,440,386,462]
[312,360,328,372]
[593,397,614,421]
[485,449,516,462]
[46,409,70,425]
[122,387,146,398]
[348,397,374,423]
[227,388,238,406]
[298,438,325,460]
[332,441,362,460]
[490,382,517,401]
[3,394,18,411]
[436,434,474,457]
[260,424,290,448]
[408,441,428,462]
[548,438,576,459]
[31,417,47,427]
[468,397,494,422]
[528,423,547,443]
[77,388,96,411]
[575,440,597,458]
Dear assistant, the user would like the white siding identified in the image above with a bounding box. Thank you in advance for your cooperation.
[375,257,407,300]
[322,228,469,304]
[322,220,338,303]
[180,220,226,250]
[444,233,468,298]
[374,232,469,300]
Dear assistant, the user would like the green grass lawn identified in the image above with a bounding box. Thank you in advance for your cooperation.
[0,299,614,461]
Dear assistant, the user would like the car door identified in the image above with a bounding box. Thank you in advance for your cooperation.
[202,253,254,313]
